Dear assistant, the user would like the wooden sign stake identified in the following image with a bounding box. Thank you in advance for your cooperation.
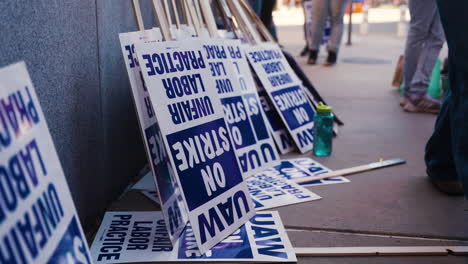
[295,246,468,257]
[292,158,406,184]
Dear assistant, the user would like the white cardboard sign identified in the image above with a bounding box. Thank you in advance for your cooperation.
[245,43,316,153]
[267,158,350,186]
[135,40,255,253]
[90,211,296,263]
[119,30,189,244]
[139,172,321,211]
[201,39,280,177]
[248,174,321,210]
[0,62,92,263]
[258,87,296,154]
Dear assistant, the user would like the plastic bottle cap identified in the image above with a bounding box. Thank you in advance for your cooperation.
[317,102,332,113]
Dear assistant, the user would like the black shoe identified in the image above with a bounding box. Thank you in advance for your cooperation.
[307,50,318,65]
[324,51,337,66]
[427,169,464,196]
[300,45,309,57]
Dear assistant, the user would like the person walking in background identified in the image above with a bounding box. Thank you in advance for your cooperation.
[400,0,445,113]
[248,0,278,41]
[260,0,278,41]
[424,0,467,198]
[306,0,350,66]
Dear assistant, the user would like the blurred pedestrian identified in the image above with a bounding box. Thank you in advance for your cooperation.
[400,0,445,113]
[306,0,350,66]
[248,0,278,41]
[425,0,467,198]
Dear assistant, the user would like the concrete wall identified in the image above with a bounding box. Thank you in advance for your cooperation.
[0,0,158,231]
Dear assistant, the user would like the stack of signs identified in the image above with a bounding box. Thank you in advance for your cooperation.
[0,62,92,263]
[90,211,296,263]
[224,41,297,155]
[264,157,350,186]
[245,43,316,153]
[134,40,255,253]
[119,30,189,244]
[135,170,322,210]
[247,173,321,209]
[200,39,280,177]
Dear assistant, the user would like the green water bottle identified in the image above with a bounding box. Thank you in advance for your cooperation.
[313,102,334,156]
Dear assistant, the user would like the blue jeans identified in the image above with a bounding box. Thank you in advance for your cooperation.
[307,0,349,53]
[425,0,468,199]
[403,0,445,96]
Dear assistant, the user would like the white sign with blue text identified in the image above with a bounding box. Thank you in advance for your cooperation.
[271,158,350,186]
[0,62,92,264]
[139,172,321,210]
[90,211,296,263]
[248,173,321,210]
[201,39,280,177]
[245,43,316,153]
[135,40,255,253]
[119,30,189,244]
[257,86,296,154]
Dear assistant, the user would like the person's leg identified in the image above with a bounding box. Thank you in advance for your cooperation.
[407,3,445,96]
[301,0,310,56]
[260,0,278,40]
[307,0,328,64]
[327,0,349,54]
[248,0,263,16]
[425,0,468,198]
[403,0,439,96]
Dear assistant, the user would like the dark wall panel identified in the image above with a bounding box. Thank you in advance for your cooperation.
[0,0,153,231]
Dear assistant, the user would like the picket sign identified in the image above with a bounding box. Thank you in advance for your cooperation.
[227,0,317,154]
[119,28,189,244]
[134,39,255,253]
[136,170,322,211]
[247,173,322,210]
[90,211,296,263]
[245,43,316,154]
[0,62,92,263]
[168,4,281,177]
[198,0,297,155]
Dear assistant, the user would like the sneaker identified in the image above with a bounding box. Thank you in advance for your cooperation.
[300,45,309,57]
[324,51,337,66]
[403,95,440,114]
[307,50,318,65]
[427,169,464,196]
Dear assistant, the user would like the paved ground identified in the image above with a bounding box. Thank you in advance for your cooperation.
[276,25,468,263]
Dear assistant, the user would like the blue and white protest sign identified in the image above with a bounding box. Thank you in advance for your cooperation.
[200,39,280,177]
[139,171,321,210]
[245,43,316,153]
[119,30,189,244]
[90,211,296,263]
[134,40,255,253]
[258,88,296,154]
[271,158,349,187]
[247,173,321,210]
[0,62,92,263]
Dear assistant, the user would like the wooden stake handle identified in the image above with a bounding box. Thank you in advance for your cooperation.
[132,0,145,31]
[151,0,172,40]
[292,164,372,184]
[199,0,219,38]
[295,246,468,257]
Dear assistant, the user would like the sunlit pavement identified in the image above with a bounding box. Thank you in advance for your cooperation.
[274,14,468,264]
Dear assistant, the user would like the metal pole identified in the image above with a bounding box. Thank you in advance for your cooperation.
[346,1,353,46]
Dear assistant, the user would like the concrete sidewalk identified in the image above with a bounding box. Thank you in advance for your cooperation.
[277,26,468,263]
